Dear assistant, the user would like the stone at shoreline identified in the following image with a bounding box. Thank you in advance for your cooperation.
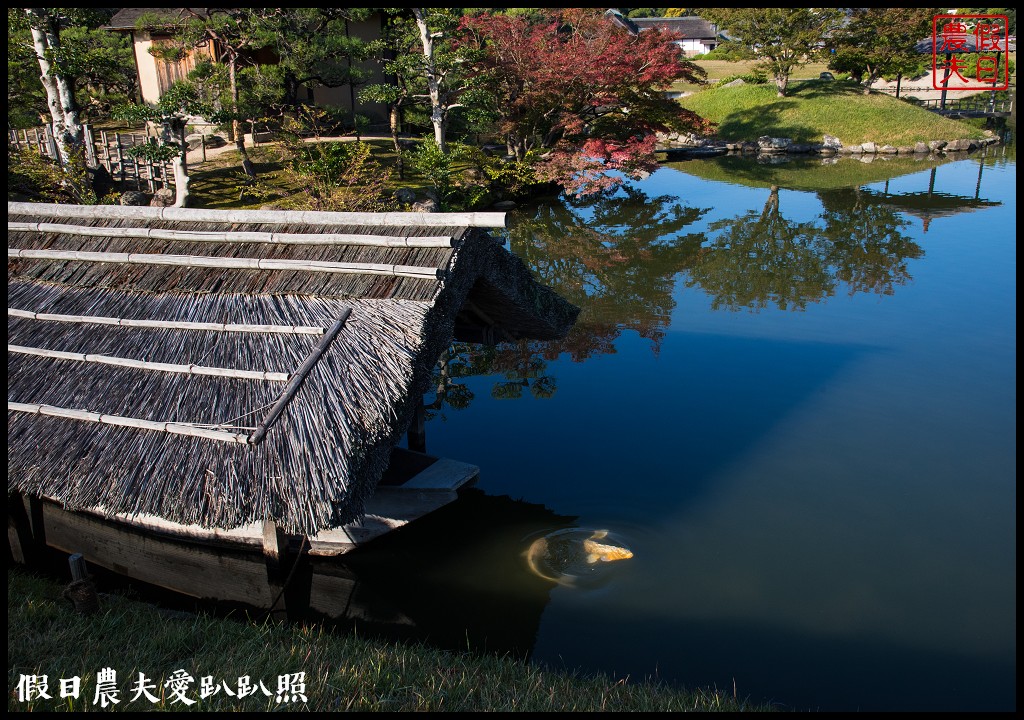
[785,143,816,154]
[757,136,792,152]
[658,131,997,161]
[945,138,976,151]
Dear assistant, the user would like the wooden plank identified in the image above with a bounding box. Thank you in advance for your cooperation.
[8,514,29,565]
[307,487,459,555]
[42,501,276,606]
[401,457,479,491]
[80,510,265,549]
[7,492,35,565]
[33,454,479,562]
[262,521,285,567]
[69,553,89,581]
[307,570,359,618]
[308,568,416,626]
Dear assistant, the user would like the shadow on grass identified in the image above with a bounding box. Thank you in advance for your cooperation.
[187,140,409,210]
[715,100,817,143]
[189,153,294,209]
[786,78,868,100]
[707,80,882,142]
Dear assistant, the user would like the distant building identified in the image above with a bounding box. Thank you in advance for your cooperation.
[105,8,387,125]
[607,13,726,57]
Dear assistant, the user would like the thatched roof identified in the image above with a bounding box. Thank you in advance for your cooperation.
[105,8,209,31]
[629,16,722,41]
[7,202,579,535]
[915,35,983,54]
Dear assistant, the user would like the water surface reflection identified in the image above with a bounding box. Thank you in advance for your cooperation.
[40,147,1012,713]
[420,147,1015,712]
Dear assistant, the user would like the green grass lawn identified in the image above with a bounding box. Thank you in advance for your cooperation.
[186,138,443,211]
[674,59,834,93]
[8,567,772,712]
[677,79,991,146]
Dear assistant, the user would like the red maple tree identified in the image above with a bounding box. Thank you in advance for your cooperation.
[458,8,712,194]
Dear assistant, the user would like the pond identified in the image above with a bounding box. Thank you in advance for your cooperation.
[30,142,1012,713]
[356,143,1015,712]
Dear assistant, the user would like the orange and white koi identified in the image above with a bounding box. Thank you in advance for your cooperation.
[583,530,634,564]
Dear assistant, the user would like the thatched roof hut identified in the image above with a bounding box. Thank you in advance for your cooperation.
[8,202,579,537]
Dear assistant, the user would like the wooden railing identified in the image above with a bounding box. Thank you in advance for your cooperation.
[8,123,175,193]
[916,94,1014,117]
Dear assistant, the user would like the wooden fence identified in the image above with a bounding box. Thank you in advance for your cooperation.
[8,123,175,193]
[916,94,1014,119]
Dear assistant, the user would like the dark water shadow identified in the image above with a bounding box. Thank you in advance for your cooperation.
[533,608,1016,712]
[12,488,579,663]
[447,331,884,517]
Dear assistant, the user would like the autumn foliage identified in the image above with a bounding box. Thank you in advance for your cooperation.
[457,8,712,194]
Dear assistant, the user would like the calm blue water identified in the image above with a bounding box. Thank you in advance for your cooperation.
[413,146,1016,711]
[75,145,1014,711]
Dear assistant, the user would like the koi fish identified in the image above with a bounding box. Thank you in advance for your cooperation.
[583,530,634,564]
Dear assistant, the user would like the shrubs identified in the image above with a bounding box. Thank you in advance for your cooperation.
[701,41,757,61]
[481,150,544,199]
[8,146,100,204]
[277,138,399,212]
[402,137,497,211]
[717,71,769,86]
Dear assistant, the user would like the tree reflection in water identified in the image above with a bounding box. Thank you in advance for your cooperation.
[427,184,709,418]
[686,185,923,311]
[817,187,926,297]
[427,178,925,416]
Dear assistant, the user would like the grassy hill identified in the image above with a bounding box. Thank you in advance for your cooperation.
[678,79,991,147]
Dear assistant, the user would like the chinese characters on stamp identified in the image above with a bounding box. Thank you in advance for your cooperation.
[932,14,1010,91]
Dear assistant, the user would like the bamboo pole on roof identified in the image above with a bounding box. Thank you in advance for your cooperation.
[8,308,326,335]
[8,401,251,444]
[250,309,352,445]
[8,221,457,248]
[6,201,507,228]
[8,344,290,382]
[7,248,444,280]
